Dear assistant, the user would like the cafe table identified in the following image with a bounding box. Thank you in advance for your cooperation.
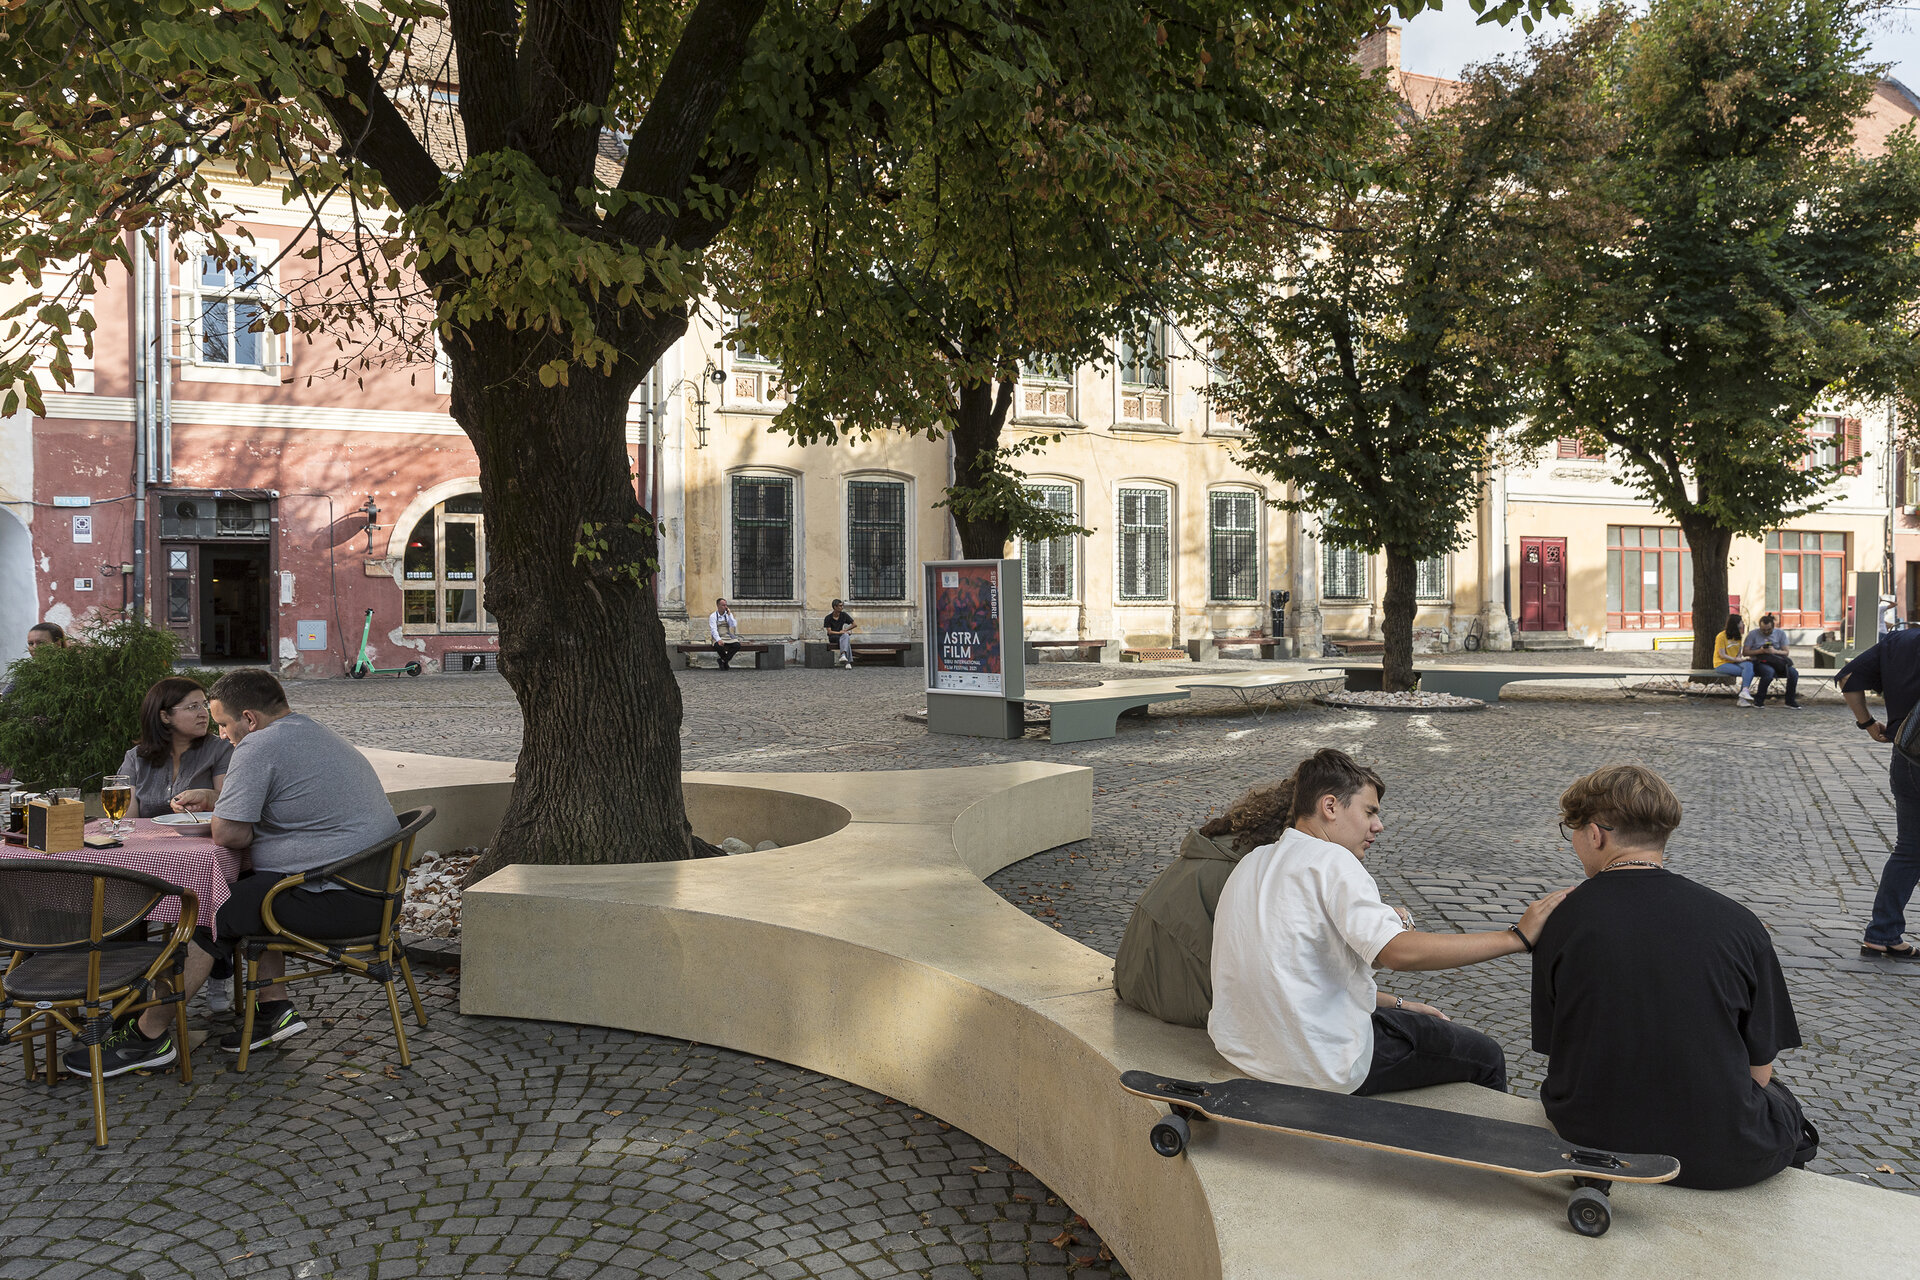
[1,817,241,924]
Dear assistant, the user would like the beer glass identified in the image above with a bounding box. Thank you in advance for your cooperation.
[101,774,133,837]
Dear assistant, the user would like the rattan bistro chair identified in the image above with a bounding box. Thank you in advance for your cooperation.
[232,806,436,1073]
[0,859,199,1147]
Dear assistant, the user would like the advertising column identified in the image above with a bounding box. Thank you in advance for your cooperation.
[923,558,1026,739]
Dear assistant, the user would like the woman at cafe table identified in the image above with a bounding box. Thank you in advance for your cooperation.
[116,676,231,817]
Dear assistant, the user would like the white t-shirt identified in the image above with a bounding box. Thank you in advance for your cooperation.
[1208,827,1406,1093]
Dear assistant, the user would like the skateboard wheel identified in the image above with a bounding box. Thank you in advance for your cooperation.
[1150,1113,1190,1158]
[350,666,368,680]
[405,662,423,677]
[1567,1187,1611,1237]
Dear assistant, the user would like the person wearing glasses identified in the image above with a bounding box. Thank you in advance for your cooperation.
[1209,748,1569,1097]
[1531,764,1815,1189]
[116,677,232,818]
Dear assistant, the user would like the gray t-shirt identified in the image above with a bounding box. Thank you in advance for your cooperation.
[117,734,234,819]
[213,713,399,876]
[1742,628,1790,659]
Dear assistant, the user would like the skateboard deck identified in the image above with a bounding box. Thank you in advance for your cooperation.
[1120,1070,1679,1236]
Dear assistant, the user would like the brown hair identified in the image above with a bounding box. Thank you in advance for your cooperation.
[1288,749,1385,823]
[1558,764,1682,849]
[207,668,290,717]
[27,621,65,646]
[1199,778,1297,853]
[134,676,211,766]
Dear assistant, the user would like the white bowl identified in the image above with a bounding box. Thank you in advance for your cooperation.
[151,813,212,837]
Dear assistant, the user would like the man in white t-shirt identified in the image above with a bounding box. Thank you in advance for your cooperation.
[1210,748,1568,1095]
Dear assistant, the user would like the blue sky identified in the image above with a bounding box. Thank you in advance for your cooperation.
[1397,3,1920,92]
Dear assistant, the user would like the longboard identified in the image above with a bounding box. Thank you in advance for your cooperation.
[1120,1070,1680,1237]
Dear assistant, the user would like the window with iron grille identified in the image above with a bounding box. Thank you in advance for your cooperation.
[1024,484,1077,600]
[1117,486,1171,601]
[1416,556,1447,600]
[731,475,795,600]
[1322,544,1367,600]
[1208,490,1260,601]
[847,479,907,601]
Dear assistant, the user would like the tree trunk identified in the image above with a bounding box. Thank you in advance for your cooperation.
[1381,549,1419,692]
[950,376,1017,559]
[1684,521,1736,673]
[456,320,701,884]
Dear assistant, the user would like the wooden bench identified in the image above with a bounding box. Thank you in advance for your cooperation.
[1023,638,1109,664]
[1187,634,1292,661]
[804,640,922,669]
[1120,647,1190,663]
[673,642,786,670]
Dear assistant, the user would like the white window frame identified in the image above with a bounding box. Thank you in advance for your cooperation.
[1116,483,1174,602]
[1322,544,1368,601]
[1020,480,1080,602]
[721,307,784,413]
[179,236,287,385]
[1207,487,1262,603]
[400,491,494,635]
[844,472,912,603]
[1017,355,1077,423]
[726,469,801,604]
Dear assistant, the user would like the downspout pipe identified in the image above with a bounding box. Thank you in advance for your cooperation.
[131,232,150,625]
[156,220,172,484]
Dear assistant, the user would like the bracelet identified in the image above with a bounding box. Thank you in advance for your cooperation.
[1508,923,1534,953]
[1859,718,1879,731]
[1394,995,1404,1010]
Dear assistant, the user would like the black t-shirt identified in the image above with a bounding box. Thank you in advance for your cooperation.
[1531,869,1803,1190]
[824,610,855,635]
[1839,628,1920,728]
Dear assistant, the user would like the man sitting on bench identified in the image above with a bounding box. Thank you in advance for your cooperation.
[1210,748,1568,1095]
[1533,764,1816,1189]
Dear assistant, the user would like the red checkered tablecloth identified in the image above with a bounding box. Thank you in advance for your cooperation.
[2,818,240,926]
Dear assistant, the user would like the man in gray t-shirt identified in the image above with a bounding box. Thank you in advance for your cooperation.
[65,668,406,1079]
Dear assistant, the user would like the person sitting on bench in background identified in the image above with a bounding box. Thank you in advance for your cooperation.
[708,597,744,670]
[823,599,859,669]
[1742,612,1801,709]
[1713,613,1758,708]
[1113,778,1295,1027]
[1210,749,1569,1096]
[1532,764,1816,1188]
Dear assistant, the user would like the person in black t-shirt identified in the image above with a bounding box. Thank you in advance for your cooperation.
[823,600,859,669]
[1532,764,1817,1190]
[1837,629,1920,958]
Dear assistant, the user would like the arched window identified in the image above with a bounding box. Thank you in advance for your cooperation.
[403,493,493,631]
[1207,488,1261,602]
[1117,484,1172,602]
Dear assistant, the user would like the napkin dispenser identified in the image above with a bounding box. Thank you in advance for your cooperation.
[27,798,84,854]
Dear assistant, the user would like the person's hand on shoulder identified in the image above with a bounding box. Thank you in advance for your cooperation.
[1517,888,1573,942]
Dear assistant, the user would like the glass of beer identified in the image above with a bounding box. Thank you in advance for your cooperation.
[100,774,133,837]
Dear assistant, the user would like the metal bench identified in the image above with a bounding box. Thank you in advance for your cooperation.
[673,642,785,670]
[1022,638,1109,663]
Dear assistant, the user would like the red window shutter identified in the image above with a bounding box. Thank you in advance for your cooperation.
[1557,437,1576,459]
[1843,417,1863,474]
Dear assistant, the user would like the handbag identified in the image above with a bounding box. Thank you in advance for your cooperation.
[1895,705,1920,766]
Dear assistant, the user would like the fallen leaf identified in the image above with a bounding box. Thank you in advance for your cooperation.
[970,1165,989,1172]
[1013,1193,1032,1203]
[1876,1163,1898,1173]
[604,1110,624,1117]
[1049,1230,1078,1250]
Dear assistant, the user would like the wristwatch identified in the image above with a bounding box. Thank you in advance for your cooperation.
[1859,717,1879,731]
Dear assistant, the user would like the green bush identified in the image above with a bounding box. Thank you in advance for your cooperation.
[0,618,206,791]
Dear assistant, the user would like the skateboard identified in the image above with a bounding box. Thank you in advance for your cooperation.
[1120,1070,1680,1237]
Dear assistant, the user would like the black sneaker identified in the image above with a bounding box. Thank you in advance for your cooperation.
[62,1020,177,1079]
[218,1002,308,1053]
[1783,700,1803,709]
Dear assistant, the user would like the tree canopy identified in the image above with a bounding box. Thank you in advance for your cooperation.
[1523,0,1920,667]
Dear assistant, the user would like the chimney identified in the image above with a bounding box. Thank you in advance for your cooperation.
[1355,25,1402,77]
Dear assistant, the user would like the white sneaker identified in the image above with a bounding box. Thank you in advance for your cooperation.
[1737,691,1754,707]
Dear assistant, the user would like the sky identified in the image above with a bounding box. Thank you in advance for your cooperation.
[1396,2,1920,92]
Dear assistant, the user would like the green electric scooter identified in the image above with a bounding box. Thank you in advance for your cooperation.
[349,608,424,679]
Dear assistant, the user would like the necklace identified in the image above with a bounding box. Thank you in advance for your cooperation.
[1602,858,1664,872]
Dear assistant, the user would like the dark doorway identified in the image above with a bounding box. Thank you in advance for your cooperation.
[201,546,272,661]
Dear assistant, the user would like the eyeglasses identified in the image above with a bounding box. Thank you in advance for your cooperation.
[1558,819,1614,842]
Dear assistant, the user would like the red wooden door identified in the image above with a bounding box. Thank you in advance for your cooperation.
[1519,537,1568,631]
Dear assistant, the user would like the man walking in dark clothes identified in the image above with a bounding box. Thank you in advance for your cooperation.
[1838,627,1920,958]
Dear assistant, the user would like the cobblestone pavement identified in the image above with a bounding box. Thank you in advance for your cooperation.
[5,651,1913,1279]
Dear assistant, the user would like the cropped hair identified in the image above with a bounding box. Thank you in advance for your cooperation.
[207,668,290,718]
[135,677,211,765]
[1559,764,1682,849]
[1288,749,1385,823]
[1198,778,1297,853]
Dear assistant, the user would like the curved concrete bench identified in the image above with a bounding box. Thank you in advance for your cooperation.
[1023,672,1336,742]
[372,753,1920,1278]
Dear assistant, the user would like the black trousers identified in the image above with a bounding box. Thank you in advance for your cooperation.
[715,641,744,668]
[199,870,386,960]
[1753,660,1798,705]
[1354,1007,1509,1096]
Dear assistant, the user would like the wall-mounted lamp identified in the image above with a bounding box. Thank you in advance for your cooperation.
[358,496,382,554]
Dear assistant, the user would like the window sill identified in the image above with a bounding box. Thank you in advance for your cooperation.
[1116,598,1173,606]
[180,363,284,386]
[403,627,500,637]
[1203,425,1247,438]
[717,404,782,418]
[1113,421,1178,434]
[1013,417,1083,429]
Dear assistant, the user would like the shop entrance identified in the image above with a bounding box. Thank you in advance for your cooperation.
[200,545,272,661]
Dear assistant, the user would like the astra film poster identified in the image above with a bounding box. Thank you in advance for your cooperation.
[927,561,1006,695]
